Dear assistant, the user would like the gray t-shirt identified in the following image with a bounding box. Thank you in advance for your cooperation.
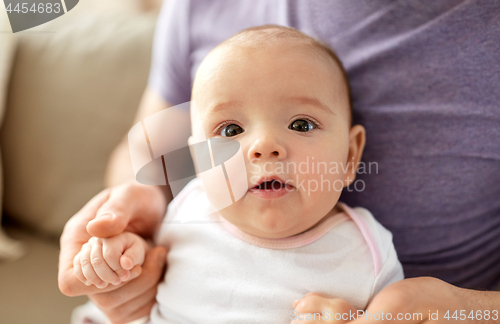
[148,0,500,290]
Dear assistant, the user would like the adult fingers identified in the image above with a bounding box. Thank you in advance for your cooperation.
[347,279,432,324]
[93,284,158,324]
[87,183,167,239]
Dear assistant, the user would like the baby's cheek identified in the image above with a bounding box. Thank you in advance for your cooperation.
[295,170,344,199]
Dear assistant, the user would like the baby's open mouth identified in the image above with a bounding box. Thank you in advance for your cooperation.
[250,177,295,191]
[249,177,294,199]
[254,180,286,190]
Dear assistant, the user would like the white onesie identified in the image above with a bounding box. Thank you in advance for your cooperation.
[150,178,404,324]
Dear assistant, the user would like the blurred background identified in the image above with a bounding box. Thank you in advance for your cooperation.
[0,0,164,322]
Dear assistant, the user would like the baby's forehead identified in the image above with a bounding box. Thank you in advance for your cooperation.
[196,37,345,94]
[198,28,347,87]
[219,30,333,66]
[223,27,314,48]
[193,27,352,124]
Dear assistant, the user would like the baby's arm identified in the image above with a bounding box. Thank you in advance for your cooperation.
[73,232,150,288]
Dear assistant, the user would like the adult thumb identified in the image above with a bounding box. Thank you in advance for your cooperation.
[87,183,166,238]
[86,185,136,238]
[86,209,129,239]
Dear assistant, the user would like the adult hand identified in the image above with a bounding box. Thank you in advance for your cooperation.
[348,277,500,323]
[58,182,169,323]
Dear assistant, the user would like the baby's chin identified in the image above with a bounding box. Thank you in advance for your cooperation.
[220,209,308,239]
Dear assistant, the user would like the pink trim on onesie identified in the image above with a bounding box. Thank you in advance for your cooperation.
[336,202,383,277]
[220,212,349,250]
[219,201,383,277]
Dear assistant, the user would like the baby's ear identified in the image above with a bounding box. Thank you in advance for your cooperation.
[344,124,366,186]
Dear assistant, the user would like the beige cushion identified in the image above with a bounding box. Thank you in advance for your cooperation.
[0,228,88,323]
[1,12,155,236]
[0,9,26,260]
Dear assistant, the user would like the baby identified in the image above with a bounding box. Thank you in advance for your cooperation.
[74,25,404,323]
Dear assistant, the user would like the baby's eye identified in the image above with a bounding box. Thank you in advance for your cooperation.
[289,119,316,132]
[220,124,244,137]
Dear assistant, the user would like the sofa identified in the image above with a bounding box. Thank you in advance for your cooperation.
[0,2,160,323]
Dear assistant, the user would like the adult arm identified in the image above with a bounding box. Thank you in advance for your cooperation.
[58,88,181,323]
[60,0,195,320]
[349,277,500,324]
[346,211,499,323]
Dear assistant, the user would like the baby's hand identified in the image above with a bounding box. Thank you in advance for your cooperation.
[73,232,150,288]
[291,292,357,323]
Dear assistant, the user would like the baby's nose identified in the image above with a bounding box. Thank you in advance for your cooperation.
[253,151,279,158]
[247,137,286,160]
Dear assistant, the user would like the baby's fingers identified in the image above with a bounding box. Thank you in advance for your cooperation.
[80,242,107,289]
[101,237,131,282]
[120,237,146,271]
[73,251,89,286]
[292,293,356,323]
[90,237,121,286]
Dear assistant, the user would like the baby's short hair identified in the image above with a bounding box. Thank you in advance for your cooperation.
[219,24,353,125]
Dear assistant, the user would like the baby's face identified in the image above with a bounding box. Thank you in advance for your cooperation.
[192,41,364,239]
